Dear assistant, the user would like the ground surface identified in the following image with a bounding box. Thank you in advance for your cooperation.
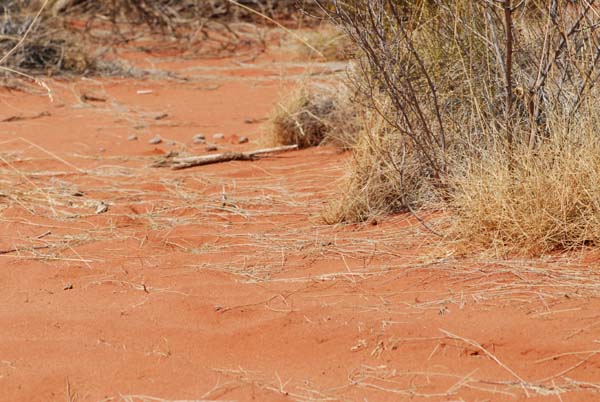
[1,41,600,402]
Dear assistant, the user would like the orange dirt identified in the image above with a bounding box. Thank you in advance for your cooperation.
[1,44,600,402]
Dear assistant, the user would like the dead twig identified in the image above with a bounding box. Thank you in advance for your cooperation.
[0,244,52,255]
[155,145,298,170]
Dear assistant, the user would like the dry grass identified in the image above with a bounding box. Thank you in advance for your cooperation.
[451,108,600,254]
[267,80,359,149]
[323,103,435,224]
[0,0,321,80]
[319,1,600,254]
[287,24,354,61]
[0,6,90,74]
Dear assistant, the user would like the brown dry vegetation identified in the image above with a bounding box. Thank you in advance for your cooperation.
[320,0,600,254]
[286,23,354,61]
[452,107,600,254]
[0,0,320,79]
[267,80,359,149]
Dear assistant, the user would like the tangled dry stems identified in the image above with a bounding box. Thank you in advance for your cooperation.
[321,0,600,254]
[323,103,434,224]
[287,24,354,61]
[0,6,91,74]
[0,0,319,79]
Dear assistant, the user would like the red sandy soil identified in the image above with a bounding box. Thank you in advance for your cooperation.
[1,43,600,402]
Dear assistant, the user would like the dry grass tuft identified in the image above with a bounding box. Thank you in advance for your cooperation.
[288,24,355,61]
[451,109,600,254]
[319,0,600,254]
[268,81,359,149]
[0,8,90,74]
[323,104,435,224]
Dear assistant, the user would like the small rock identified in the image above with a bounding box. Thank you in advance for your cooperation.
[95,201,109,214]
[99,147,106,153]
[170,141,176,146]
[63,283,73,291]
[127,135,138,141]
[238,136,249,144]
[149,136,162,145]
[206,144,218,152]
[244,118,255,124]
[212,133,225,140]
[193,134,206,144]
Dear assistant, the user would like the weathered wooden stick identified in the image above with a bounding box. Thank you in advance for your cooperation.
[0,244,50,255]
[170,144,298,170]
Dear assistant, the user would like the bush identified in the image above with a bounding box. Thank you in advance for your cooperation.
[321,0,600,253]
[0,3,94,75]
[288,24,355,61]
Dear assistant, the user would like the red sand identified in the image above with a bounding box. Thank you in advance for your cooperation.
[0,45,599,402]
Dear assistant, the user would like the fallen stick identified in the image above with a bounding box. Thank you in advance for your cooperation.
[0,244,51,255]
[167,145,299,170]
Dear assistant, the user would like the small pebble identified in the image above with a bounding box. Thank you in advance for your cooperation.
[99,147,106,153]
[149,136,162,145]
[127,135,138,141]
[212,133,225,140]
[238,136,249,144]
[193,134,206,144]
[170,141,176,146]
[206,144,218,152]
[95,201,109,214]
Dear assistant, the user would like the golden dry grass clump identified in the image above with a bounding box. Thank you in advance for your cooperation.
[323,103,434,224]
[317,0,600,254]
[289,24,355,61]
[268,82,359,149]
[451,109,600,254]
